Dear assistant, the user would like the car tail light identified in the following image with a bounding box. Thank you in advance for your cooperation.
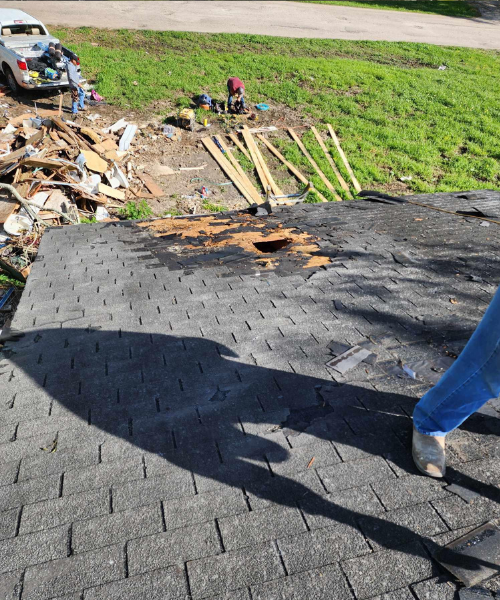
[75,58,80,66]
[17,60,28,71]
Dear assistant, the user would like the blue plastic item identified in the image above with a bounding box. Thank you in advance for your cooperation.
[0,288,14,310]
[256,103,269,111]
[44,68,58,80]
[198,94,212,107]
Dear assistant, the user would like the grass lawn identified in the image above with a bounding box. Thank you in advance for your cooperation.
[298,1,479,18]
[52,28,500,196]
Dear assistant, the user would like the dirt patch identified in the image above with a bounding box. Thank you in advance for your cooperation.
[0,84,315,217]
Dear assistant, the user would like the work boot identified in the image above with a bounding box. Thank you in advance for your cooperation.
[412,426,446,478]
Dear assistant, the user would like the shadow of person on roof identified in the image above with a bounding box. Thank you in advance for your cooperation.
[5,326,500,577]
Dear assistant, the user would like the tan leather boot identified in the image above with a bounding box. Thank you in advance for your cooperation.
[412,426,446,478]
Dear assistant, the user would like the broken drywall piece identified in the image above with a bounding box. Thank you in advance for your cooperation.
[103,118,128,134]
[119,124,137,152]
[326,345,372,374]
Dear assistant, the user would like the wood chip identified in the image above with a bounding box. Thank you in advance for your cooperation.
[307,457,316,469]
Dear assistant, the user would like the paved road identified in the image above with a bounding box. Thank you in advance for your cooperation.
[5,0,500,50]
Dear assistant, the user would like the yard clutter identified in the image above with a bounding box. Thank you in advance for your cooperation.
[0,110,168,278]
[200,122,361,208]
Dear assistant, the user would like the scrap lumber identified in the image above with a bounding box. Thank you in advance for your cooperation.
[19,157,64,170]
[228,133,251,161]
[97,183,125,201]
[137,173,164,197]
[241,126,269,193]
[214,136,262,205]
[244,126,284,197]
[0,146,27,166]
[311,126,352,198]
[52,117,93,153]
[202,137,261,206]
[242,126,283,197]
[79,127,102,145]
[288,128,342,202]
[256,135,328,203]
[326,124,361,193]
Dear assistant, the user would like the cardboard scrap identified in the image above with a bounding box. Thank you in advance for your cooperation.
[82,150,108,174]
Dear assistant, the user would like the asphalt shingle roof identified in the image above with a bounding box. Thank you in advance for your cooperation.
[2,190,500,599]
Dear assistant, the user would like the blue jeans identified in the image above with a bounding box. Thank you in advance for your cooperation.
[71,87,85,114]
[228,93,246,110]
[413,286,500,436]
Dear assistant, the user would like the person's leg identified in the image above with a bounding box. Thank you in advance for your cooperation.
[414,285,500,436]
[227,94,233,110]
[240,94,246,109]
[70,88,78,114]
[78,87,85,110]
[413,286,500,476]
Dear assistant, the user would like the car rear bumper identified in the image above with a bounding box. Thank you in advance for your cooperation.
[21,80,70,90]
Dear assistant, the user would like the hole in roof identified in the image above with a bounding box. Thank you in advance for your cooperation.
[253,238,292,253]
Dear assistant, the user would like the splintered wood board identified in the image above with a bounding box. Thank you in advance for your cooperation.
[288,128,342,201]
[202,137,260,206]
[327,123,361,193]
[311,126,351,197]
[256,135,328,203]
[214,136,262,205]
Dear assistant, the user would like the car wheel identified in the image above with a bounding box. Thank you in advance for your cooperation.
[4,67,20,95]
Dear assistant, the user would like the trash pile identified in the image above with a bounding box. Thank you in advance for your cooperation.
[0,111,166,278]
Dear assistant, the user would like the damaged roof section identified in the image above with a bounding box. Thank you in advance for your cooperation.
[136,208,339,275]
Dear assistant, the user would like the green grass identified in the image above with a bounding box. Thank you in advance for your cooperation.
[202,201,227,213]
[52,27,500,195]
[119,200,154,220]
[0,274,24,288]
[298,1,478,17]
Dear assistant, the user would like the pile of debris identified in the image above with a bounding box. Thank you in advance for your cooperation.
[0,111,166,277]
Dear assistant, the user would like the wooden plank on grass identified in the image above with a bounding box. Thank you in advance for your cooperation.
[214,136,262,205]
[242,126,283,197]
[288,128,342,202]
[311,126,352,198]
[202,137,259,206]
[228,133,251,161]
[327,124,361,193]
[241,126,270,193]
[257,135,328,203]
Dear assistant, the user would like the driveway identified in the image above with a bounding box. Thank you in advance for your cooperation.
[5,0,500,50]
